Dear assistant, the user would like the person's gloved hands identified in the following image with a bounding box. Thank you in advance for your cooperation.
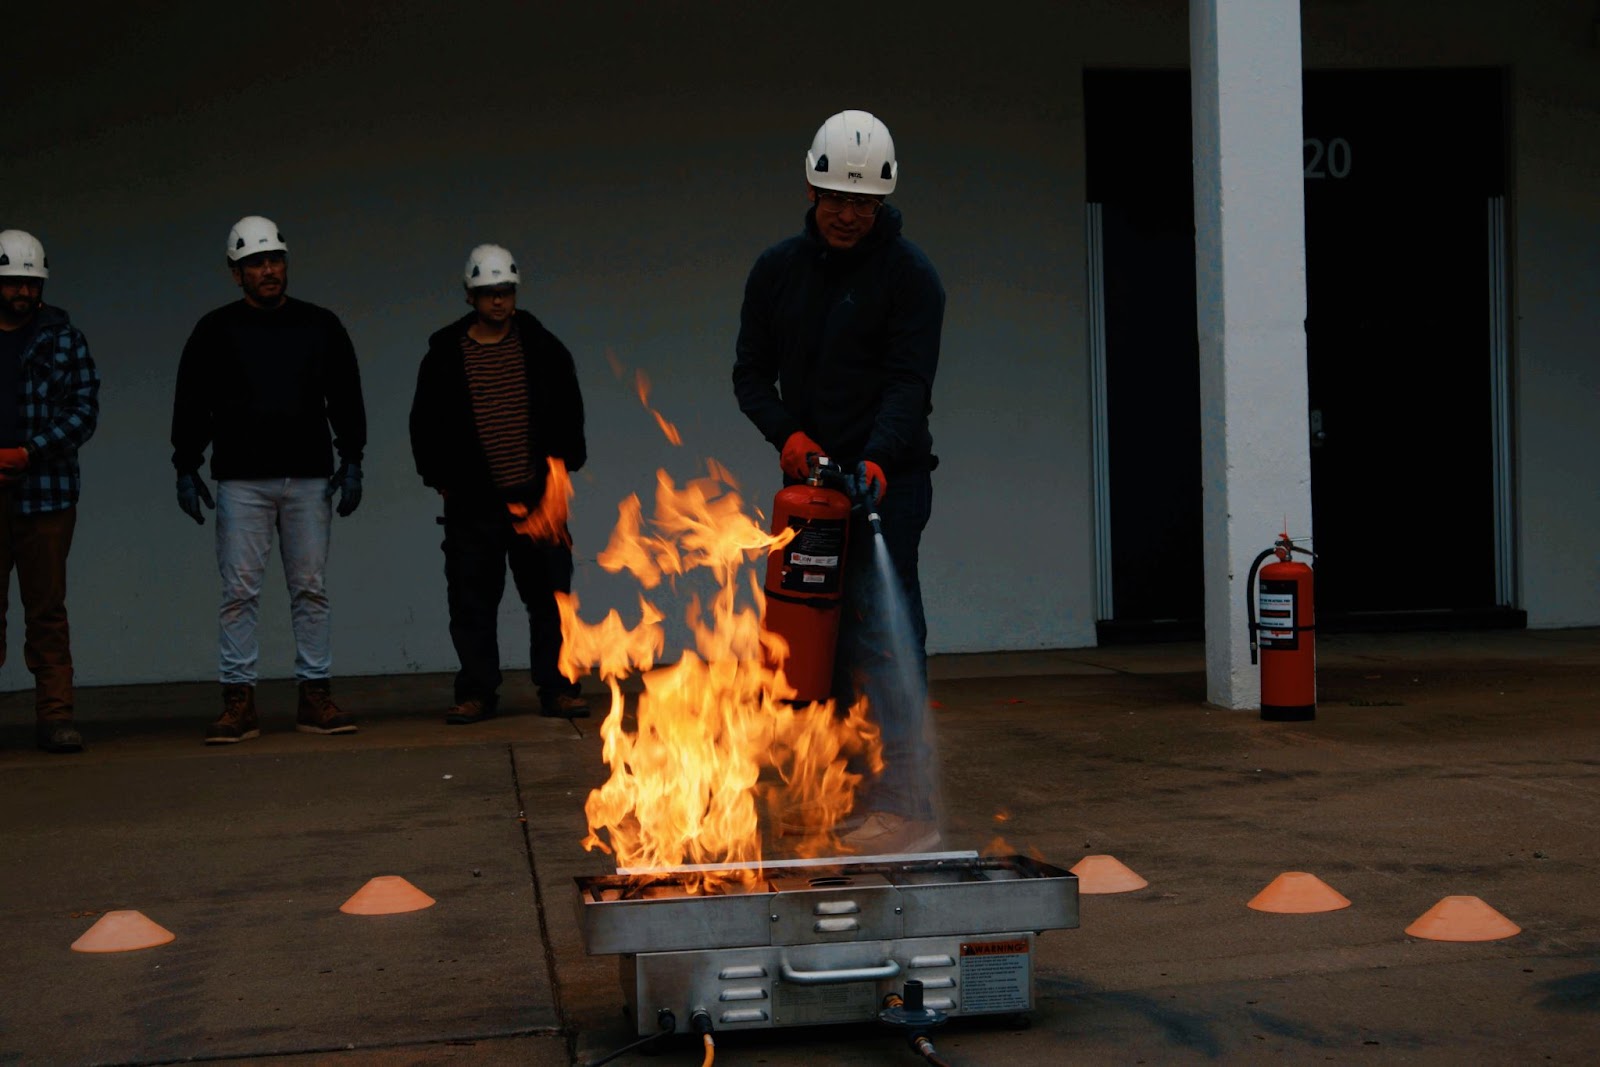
[856,460,887,505]
[325,462,363,517]
[176,471,215,524]
[780,431,824,480]
[0,446,28,484]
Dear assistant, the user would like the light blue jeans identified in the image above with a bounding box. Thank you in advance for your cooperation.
[215,478,332,685]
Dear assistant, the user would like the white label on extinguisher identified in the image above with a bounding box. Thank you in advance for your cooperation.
[1259,591,1295,642]
[791,553,839,567]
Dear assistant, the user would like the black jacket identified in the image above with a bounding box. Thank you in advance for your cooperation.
[171,297,366,479]
[409,309,586,504]
[732,203,944,473]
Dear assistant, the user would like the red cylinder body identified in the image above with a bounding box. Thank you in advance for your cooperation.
[1257,558,1316,721]
[763,482,852,703]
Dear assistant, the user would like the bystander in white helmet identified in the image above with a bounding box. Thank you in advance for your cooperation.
[0,229,49,279]
[806,110,898,196]
[463,244,519,290]
[227,216,288,262]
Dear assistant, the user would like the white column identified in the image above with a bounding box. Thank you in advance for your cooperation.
[1189,0,1313,709]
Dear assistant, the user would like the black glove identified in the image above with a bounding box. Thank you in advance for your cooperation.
[325,461,363,517]
[176,471,215,525]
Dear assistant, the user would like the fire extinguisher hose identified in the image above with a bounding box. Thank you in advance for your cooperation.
[1245,548,1278,666]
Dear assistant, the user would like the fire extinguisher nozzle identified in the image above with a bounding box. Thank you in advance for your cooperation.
[867,511,883,537]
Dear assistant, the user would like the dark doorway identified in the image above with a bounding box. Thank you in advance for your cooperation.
[1086,68,1512,638]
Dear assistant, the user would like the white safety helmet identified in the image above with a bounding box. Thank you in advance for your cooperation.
[463,244,519,290]
[805,110,898,196]
[226,215,288,262]
[0,229,49,279]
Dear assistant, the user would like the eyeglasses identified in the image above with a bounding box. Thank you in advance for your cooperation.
[815,192,884,217]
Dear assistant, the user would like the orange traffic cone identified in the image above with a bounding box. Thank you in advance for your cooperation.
[340,876,436,915]
[1247,871,1351,913]
[1405,895,1520,941]
[71,910,176,953]
[1070,855,1149,894]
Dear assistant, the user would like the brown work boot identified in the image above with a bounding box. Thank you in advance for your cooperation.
[206,684,260,745]
[296,679,358,735]
[540,691,590,719]
[36,718,84,754]
[445,697,497,725]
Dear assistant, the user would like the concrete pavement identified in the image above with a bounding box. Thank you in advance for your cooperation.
[1,628,1596,1065]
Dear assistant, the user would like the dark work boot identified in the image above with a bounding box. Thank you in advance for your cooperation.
[36,718,84,754]
[206,684,260,744]
[540,691,590,719]
[445,697,497,725]
[296,679,358,735]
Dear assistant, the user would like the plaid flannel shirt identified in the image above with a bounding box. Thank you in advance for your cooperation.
[13,306,100,514]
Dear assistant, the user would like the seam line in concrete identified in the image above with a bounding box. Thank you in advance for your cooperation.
[508,740,575,1059]
[101,1026,565,1066]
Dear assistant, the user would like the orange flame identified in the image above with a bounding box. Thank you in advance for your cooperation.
[634,370,683,446]
[507,458,573,546]
[981,835,1047,863]
[560,460,882,894]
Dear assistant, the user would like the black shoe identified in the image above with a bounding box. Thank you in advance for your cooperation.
[36,719,84,754]
[540,692,590,719]
[445,698,497,725]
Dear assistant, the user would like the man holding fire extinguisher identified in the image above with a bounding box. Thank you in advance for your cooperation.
[733,109,946,855]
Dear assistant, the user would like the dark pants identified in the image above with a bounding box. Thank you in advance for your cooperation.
[441,496,579,706]
[0,498,78,720]
[830,469,934,819]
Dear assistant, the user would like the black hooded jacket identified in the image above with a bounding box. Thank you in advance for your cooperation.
[409,309,586,505]
[732,203,945,474]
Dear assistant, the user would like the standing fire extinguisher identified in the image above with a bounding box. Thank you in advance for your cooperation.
[763,457,854,703]
[1246,530,1317,721]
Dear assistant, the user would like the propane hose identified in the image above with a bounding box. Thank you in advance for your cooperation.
[691,1009,715,1066]
[911,1034,955,1067]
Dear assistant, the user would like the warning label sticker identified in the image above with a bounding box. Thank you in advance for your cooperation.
[958,939,1030,1013]
[1259,588,1297,648]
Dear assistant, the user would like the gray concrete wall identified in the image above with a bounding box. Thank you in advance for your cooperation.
[5,0,1595,690]
[8,1,1094,688]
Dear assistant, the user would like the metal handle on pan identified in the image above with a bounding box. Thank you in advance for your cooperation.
[779,959,902,985]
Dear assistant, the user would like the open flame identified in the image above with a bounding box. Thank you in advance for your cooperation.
[508,458,573,546]
[632,370,683,446]
[558,461,882,894]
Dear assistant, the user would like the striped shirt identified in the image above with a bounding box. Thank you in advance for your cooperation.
[460,329,534,490]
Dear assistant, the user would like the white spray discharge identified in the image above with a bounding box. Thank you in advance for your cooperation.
[868,519,946,834]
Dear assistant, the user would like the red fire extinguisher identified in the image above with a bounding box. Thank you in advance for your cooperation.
[1246,530,1317,721]
[763,457,853,703]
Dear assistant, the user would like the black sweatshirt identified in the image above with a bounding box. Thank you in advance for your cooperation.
[733,203,945,474]
[409,309,586,506]
[170,297,367,479]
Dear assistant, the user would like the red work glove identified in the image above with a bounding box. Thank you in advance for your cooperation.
[857,460,887,504]
[780,431,824,480]
[0,447,28,483]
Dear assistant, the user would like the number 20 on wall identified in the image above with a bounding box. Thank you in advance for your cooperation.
[1304,137,1352,179]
